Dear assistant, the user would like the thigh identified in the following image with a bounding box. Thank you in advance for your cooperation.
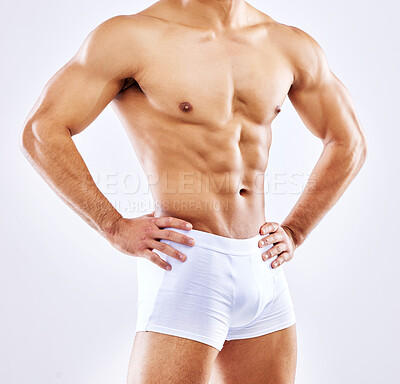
[211,325,297,384]
[127,331,220,384]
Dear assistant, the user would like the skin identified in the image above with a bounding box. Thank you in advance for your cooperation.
[20,0,367,383]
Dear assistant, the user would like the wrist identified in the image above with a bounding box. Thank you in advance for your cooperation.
[100,211,124,241]
[281,224,303,249]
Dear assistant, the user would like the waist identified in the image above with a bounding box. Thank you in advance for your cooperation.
[155,205,266,239]
[162,226,266,256]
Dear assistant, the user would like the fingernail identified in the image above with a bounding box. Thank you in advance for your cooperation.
[186,223,192,229]
[179,254,185,261]
[259,241,264,247]
[273,262,279,268]
[188,239,195,246]
[166,265,172,270]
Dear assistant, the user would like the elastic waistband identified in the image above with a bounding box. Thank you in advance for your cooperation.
[163,227,264,256]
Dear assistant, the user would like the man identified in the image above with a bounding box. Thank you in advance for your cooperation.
[20,0,367,383]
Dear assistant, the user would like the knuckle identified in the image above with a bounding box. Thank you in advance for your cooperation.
[167,217,173,225]
[141,227,151,238]
[137,240,148,251]
[139,232,147,241]
[159,242,166,251]
[165,230,172,239]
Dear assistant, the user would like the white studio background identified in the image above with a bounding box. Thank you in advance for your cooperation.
[0,1,399,383]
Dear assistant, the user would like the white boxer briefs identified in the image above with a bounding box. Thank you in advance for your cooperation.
[135,227,296,351]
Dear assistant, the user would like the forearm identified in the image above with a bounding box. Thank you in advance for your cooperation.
[20,122,122,238]
[281,137,367,247]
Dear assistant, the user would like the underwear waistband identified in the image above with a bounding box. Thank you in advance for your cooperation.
[163,227,264,256]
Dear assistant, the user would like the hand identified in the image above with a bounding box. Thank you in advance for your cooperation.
[258,222,297,269]
[108,212,195,271]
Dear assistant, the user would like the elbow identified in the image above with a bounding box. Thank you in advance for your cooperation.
[19,119,71,162]
[354,131,367,169]
[326,130,367,173]
[19,119,45,163]
[19,122,36,161]
[345,131,367,174]
[19,119,52,163]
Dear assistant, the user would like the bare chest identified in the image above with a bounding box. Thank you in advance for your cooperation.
[132,29,293,125]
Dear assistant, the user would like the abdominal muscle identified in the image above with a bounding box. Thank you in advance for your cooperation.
[150,167,268,239]
[144,131,268,238]
[112,98,271,239]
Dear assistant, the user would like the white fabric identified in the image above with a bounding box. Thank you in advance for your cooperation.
[136,227,296,351]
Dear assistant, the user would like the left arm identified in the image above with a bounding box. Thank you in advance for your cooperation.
[259,26,367,268]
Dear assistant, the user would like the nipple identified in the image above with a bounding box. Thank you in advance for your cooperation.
[179,101,193,112]
[275,105,282,115]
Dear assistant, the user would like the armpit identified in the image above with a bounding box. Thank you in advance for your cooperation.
[119,77,142,94]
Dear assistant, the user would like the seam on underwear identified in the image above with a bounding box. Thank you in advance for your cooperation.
[143,258,169,330]
[272,267,278,301]
[193,241,258,256]
[227,298,276,331]
[226,317,296,341]
[228,254,237,327]
[248,254,263,325]
[272,261,286,301]
[143,324,222,349]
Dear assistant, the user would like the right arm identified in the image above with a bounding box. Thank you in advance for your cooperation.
[20,16,193,270]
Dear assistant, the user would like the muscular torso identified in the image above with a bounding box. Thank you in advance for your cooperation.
[111,4,295,238]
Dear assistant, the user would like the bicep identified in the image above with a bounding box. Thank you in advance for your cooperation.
[28,61,124,136]
[25,16,136,136]
[287,30,362,145]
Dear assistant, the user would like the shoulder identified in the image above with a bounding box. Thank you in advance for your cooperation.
[268,22,331,89]
[72,14,159,75]
[77,14,153,56]
[244,9,326,67]
[283,24,327,64]
[89,13,165,38]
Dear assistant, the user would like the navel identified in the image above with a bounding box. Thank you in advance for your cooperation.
[179,101,193,112]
